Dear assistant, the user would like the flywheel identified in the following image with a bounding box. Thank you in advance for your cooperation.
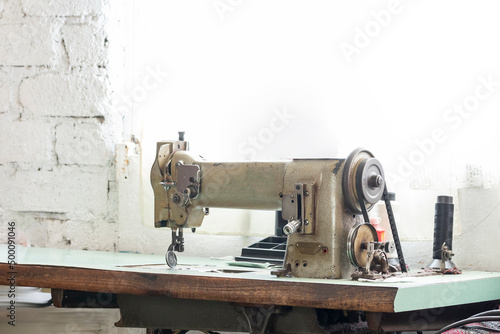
[347,223,379,268]
[342,148,385,214]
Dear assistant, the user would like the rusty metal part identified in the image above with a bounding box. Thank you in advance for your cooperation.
[270,263,292,278]
[347,223,378,268]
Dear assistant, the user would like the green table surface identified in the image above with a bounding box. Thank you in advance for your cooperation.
[1,245,499,313]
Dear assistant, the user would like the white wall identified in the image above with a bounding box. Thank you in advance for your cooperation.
[0,0,123,251]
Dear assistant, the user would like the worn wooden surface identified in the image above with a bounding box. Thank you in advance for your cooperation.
[1,245,500,313]
[0,263,397,312]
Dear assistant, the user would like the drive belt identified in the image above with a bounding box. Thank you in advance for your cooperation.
[355,164,407,273]
[382,185,407,273]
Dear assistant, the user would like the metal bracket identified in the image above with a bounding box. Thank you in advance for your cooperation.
[176,162,200,197]
[440,242,455,273]
[294,242,324,255]
[172,162,200,207]
[281,183,315,235]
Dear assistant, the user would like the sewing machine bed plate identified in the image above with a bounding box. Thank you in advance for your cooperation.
[1,245,499,314]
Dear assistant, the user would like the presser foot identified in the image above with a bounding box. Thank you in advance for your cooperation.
[166,228,184,268]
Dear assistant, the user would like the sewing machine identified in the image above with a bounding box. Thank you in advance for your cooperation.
[150,134,406,279]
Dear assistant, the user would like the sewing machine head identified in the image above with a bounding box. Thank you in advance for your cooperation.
[151,134,402,279]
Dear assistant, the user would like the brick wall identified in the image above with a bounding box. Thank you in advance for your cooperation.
[0,0,119,251]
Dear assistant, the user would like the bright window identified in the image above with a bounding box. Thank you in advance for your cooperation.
[128,1,500,239]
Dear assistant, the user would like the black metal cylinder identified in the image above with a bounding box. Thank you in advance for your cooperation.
[432,195,454,259]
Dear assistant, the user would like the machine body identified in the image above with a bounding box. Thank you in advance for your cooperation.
[151,138,397,279]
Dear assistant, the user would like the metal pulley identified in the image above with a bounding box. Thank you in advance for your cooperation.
[347,223,379,268]
[342,148,385,215]
[343,148,408,274]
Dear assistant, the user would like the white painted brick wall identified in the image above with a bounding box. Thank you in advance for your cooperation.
[62,23,108,67]
[0,0,122,258]
[0,120,54,164]
[0,70,9,113]
[21,0,104,17]
[19,72,108,117]
[0,1,145,333]
[0,166,109,217]
[0,66,45,119]
[55,121,111,166]
[0,18,63,66]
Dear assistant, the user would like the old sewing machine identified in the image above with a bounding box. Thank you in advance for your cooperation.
[150,133,409,280]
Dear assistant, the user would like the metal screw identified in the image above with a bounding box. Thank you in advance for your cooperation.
[305,220,309,225]
[368,174,383,188]
[295,185,301,190]
[171,194,181,203]
[305,191,310,197]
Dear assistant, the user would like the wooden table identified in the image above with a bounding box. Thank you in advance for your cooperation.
[2,245,500,333]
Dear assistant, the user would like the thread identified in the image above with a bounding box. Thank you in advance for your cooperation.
[432,195,454,259]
